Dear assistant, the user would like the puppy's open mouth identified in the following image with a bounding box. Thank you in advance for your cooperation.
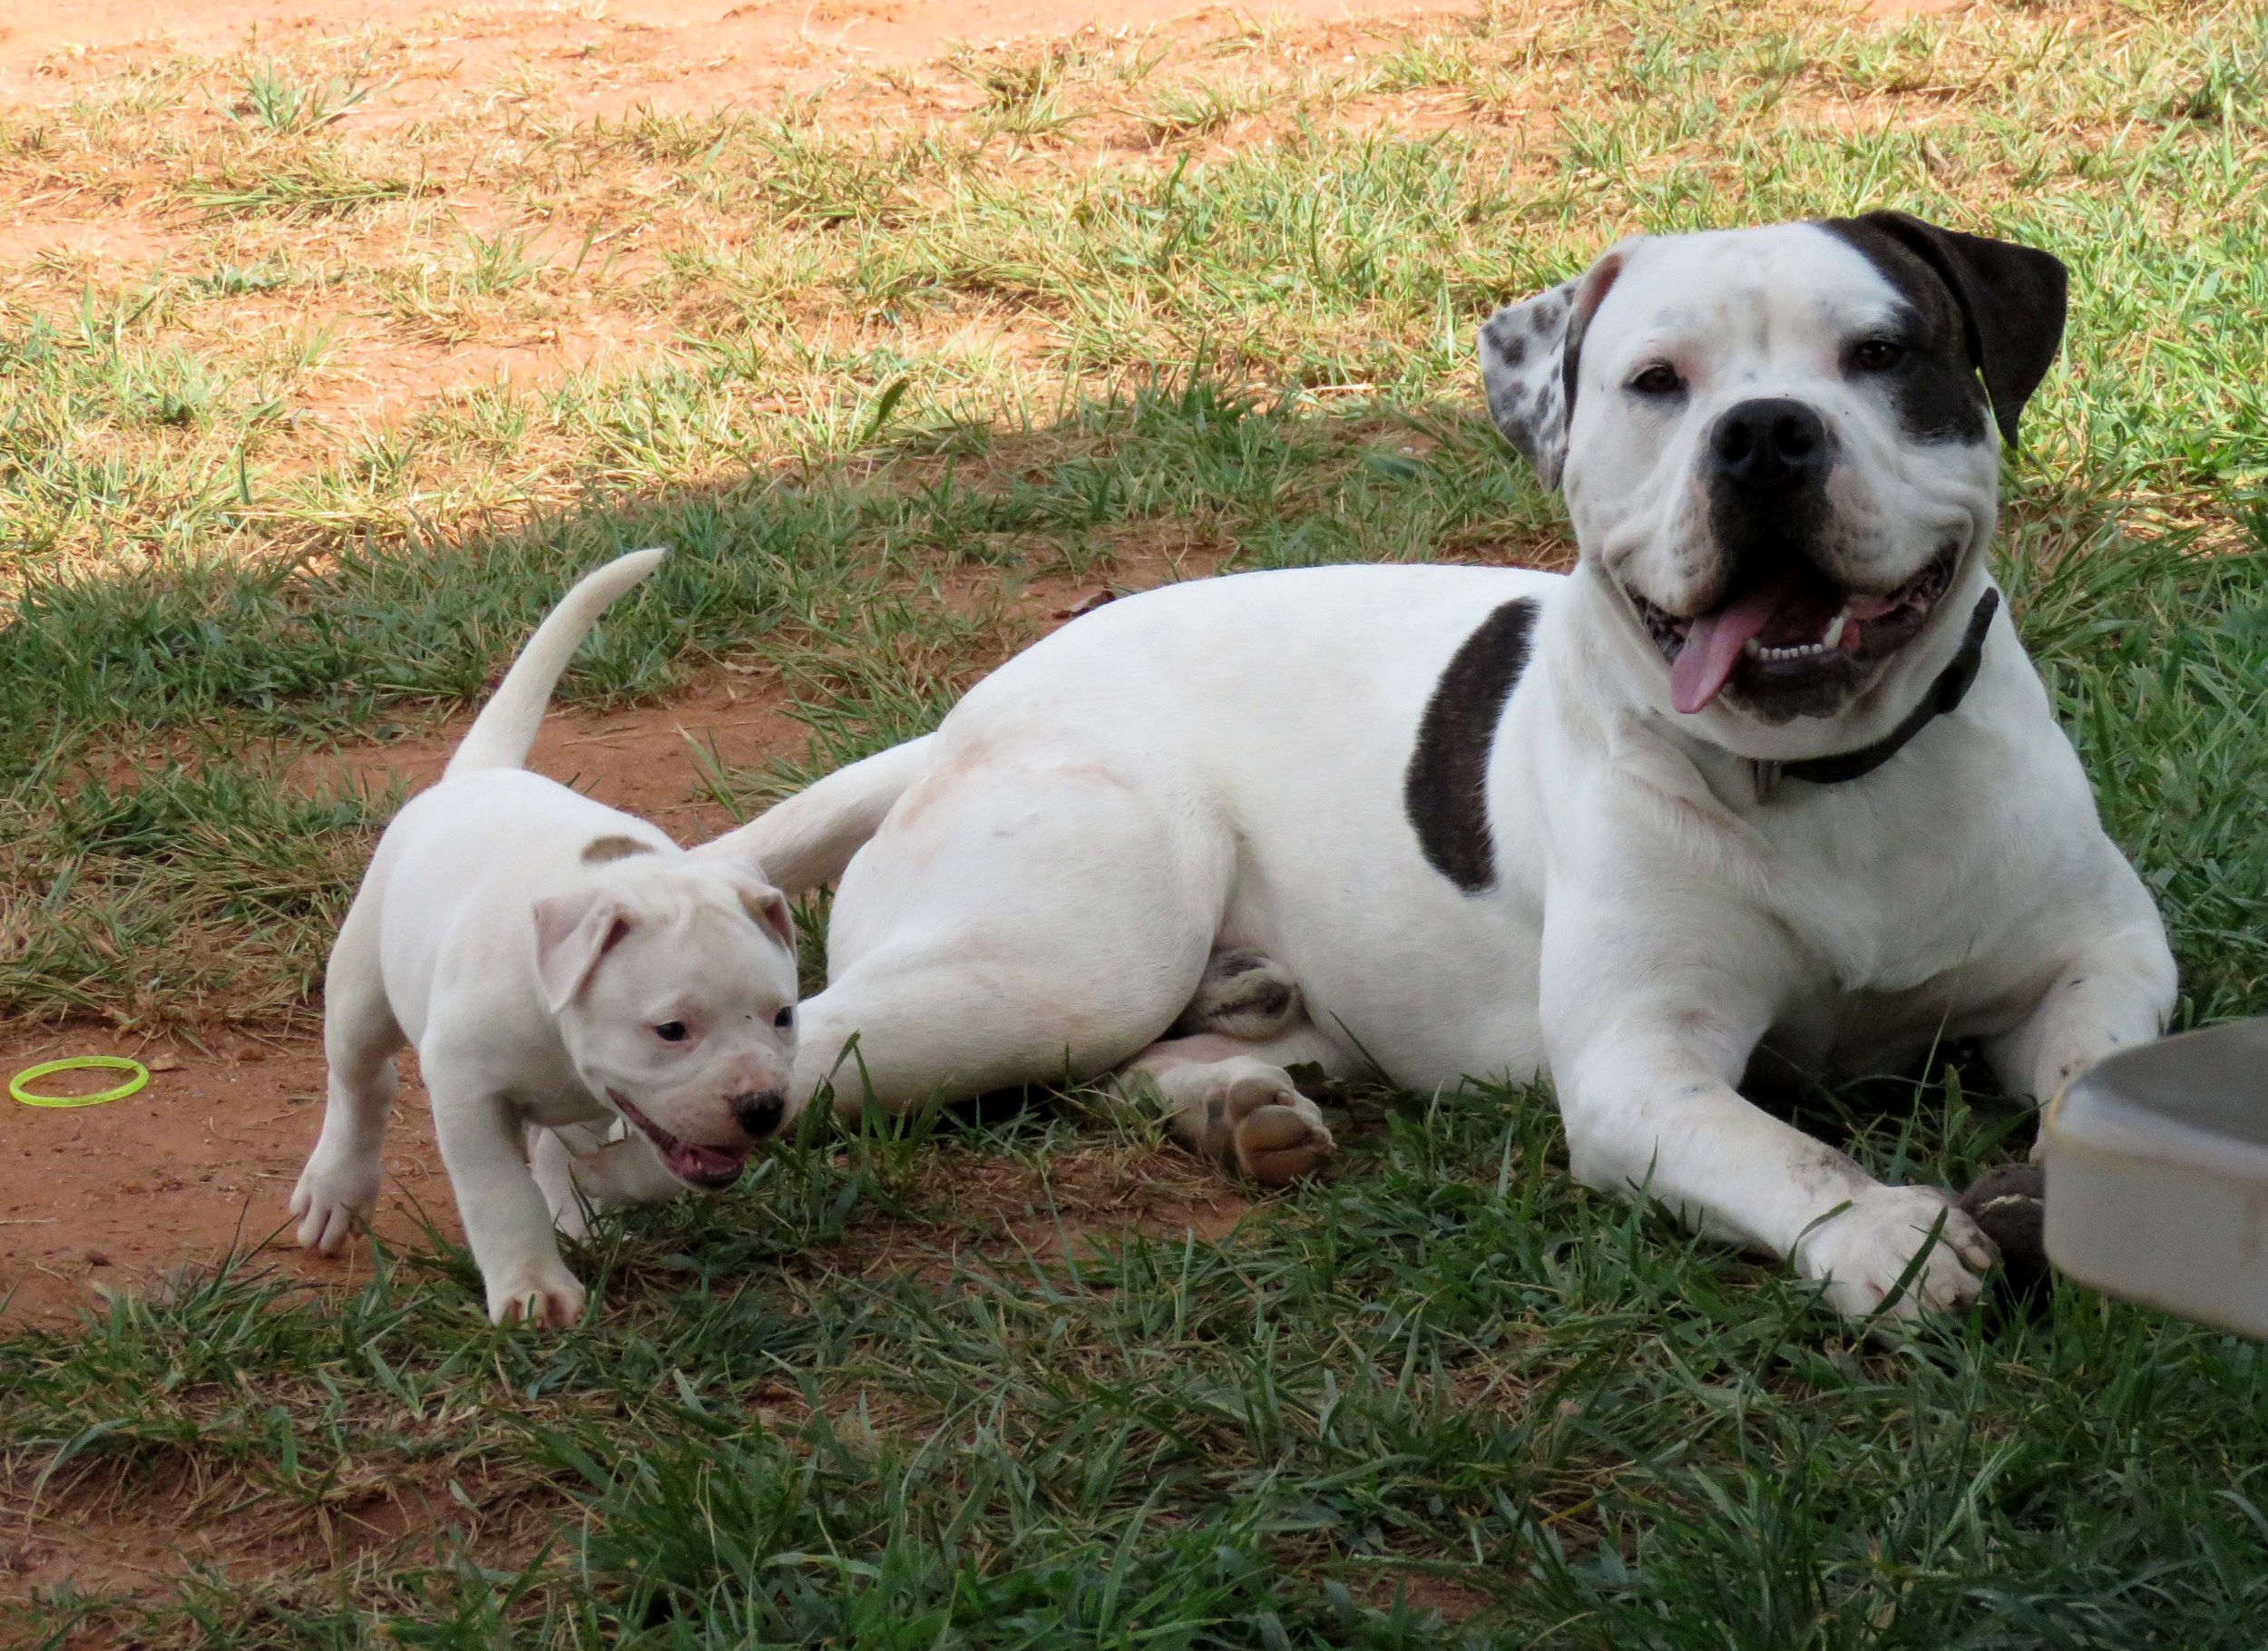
[609,1090,751,1190]
[1630,544,1958,714]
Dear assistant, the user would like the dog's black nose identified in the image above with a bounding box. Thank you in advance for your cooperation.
[1710,398,1831,493]
[730,1090,786,1138]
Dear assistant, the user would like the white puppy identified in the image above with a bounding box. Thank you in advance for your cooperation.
[289,550,802,1326]
[705,212,2176,1324]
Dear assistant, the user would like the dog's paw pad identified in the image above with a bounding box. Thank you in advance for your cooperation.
[485,1269,587,1329]
[288,1161,379,1255]
[1233,1104,1334,1187]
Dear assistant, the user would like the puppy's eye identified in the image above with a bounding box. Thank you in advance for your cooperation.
[1851,337,1905,372]
[772,1006,796,1031]
[652,1021,689,1043]
[1627,362,1685,396]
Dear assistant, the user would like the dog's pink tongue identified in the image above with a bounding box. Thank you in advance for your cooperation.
[1668,576,1801,715]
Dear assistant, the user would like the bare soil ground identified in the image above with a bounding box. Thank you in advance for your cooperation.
[2,0,1480,105]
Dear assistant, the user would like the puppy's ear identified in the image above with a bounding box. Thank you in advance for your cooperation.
[532,890,634,1013]
[1838,210,2068,447]
[1477,246,1635,490]
[738,884,795,952]
[708,861,794,951]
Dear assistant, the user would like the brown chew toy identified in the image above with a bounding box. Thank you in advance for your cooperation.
[1958,1162,2049,1305]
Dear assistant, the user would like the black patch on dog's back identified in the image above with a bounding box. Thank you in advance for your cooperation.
[1404,598,1537,893]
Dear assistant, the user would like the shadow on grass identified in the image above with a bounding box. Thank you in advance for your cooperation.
[0,380,1575,1029]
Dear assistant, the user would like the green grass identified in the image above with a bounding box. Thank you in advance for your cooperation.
[3,0,2268,1641]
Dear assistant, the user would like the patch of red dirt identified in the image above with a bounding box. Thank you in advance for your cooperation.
[0,0,1488,107]
[293,664,806,838]
[0,1024,447,1330]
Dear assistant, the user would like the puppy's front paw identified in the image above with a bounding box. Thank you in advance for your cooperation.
[288,1151,381,1255]
[484,1262,587,1328]
[1797,1185,1998,1322]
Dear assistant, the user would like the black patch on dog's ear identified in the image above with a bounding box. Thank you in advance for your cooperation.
[1404,598,1537,893]
[582,835,656,865]
[1824,211,2067,447]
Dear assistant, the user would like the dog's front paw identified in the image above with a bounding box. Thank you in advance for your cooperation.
[1233,1102,1335,1187]
[484,1261,587,1328]
[288,1151,381,1255]
[1797,1185,1998,1321]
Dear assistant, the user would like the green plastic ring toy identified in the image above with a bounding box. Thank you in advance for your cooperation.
[9,1056,149,1109]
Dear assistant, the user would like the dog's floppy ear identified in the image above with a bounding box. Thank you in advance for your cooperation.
[1839,210,2068,447]
[532,890,634,1013]
[715,861,796,951]
[688,841,797,951]
[736,882,795,952]
[1477,246,1635,489]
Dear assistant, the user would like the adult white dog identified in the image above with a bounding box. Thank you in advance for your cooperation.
[290,550,801,1326]
[716,211,2176,1321]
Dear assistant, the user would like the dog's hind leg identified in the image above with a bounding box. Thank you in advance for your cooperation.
[787,752,1231,1120]
[1121,950,1351,1185]
[291,890,405,1254]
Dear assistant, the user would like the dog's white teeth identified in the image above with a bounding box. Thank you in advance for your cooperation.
[1823,609,1849,650]
[1744,639,1835,663]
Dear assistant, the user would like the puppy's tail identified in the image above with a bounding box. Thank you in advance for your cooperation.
[445,548,667,779]
[697,735,937,894]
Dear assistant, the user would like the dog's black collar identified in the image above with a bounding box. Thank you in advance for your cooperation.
[1751,589,1999,796]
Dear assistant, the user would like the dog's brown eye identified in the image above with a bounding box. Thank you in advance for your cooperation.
[653,1021,689,1043]
[1852,337,1905,372]
[1628,362,1684,396]
[773,1007,796,1031]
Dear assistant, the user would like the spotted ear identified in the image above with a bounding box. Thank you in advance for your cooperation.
[1476,248,1634,490]
[1478,279,1579,488]
[1835,210,2068,447]
[532,890,633,1014]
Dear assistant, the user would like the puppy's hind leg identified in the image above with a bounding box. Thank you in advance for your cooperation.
[1126,950,1352,1187]
[292,891,405,1254]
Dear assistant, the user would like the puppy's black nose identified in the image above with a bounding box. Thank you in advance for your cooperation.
[730,1090,787,1139]
[1710,398,1831,493]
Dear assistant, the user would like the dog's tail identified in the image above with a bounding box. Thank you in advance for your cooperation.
[697,735,937,894]
[445,548,667,779]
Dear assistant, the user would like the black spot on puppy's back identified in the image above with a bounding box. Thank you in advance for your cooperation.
[1404,598,1538,894]
[582,835,657,865]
